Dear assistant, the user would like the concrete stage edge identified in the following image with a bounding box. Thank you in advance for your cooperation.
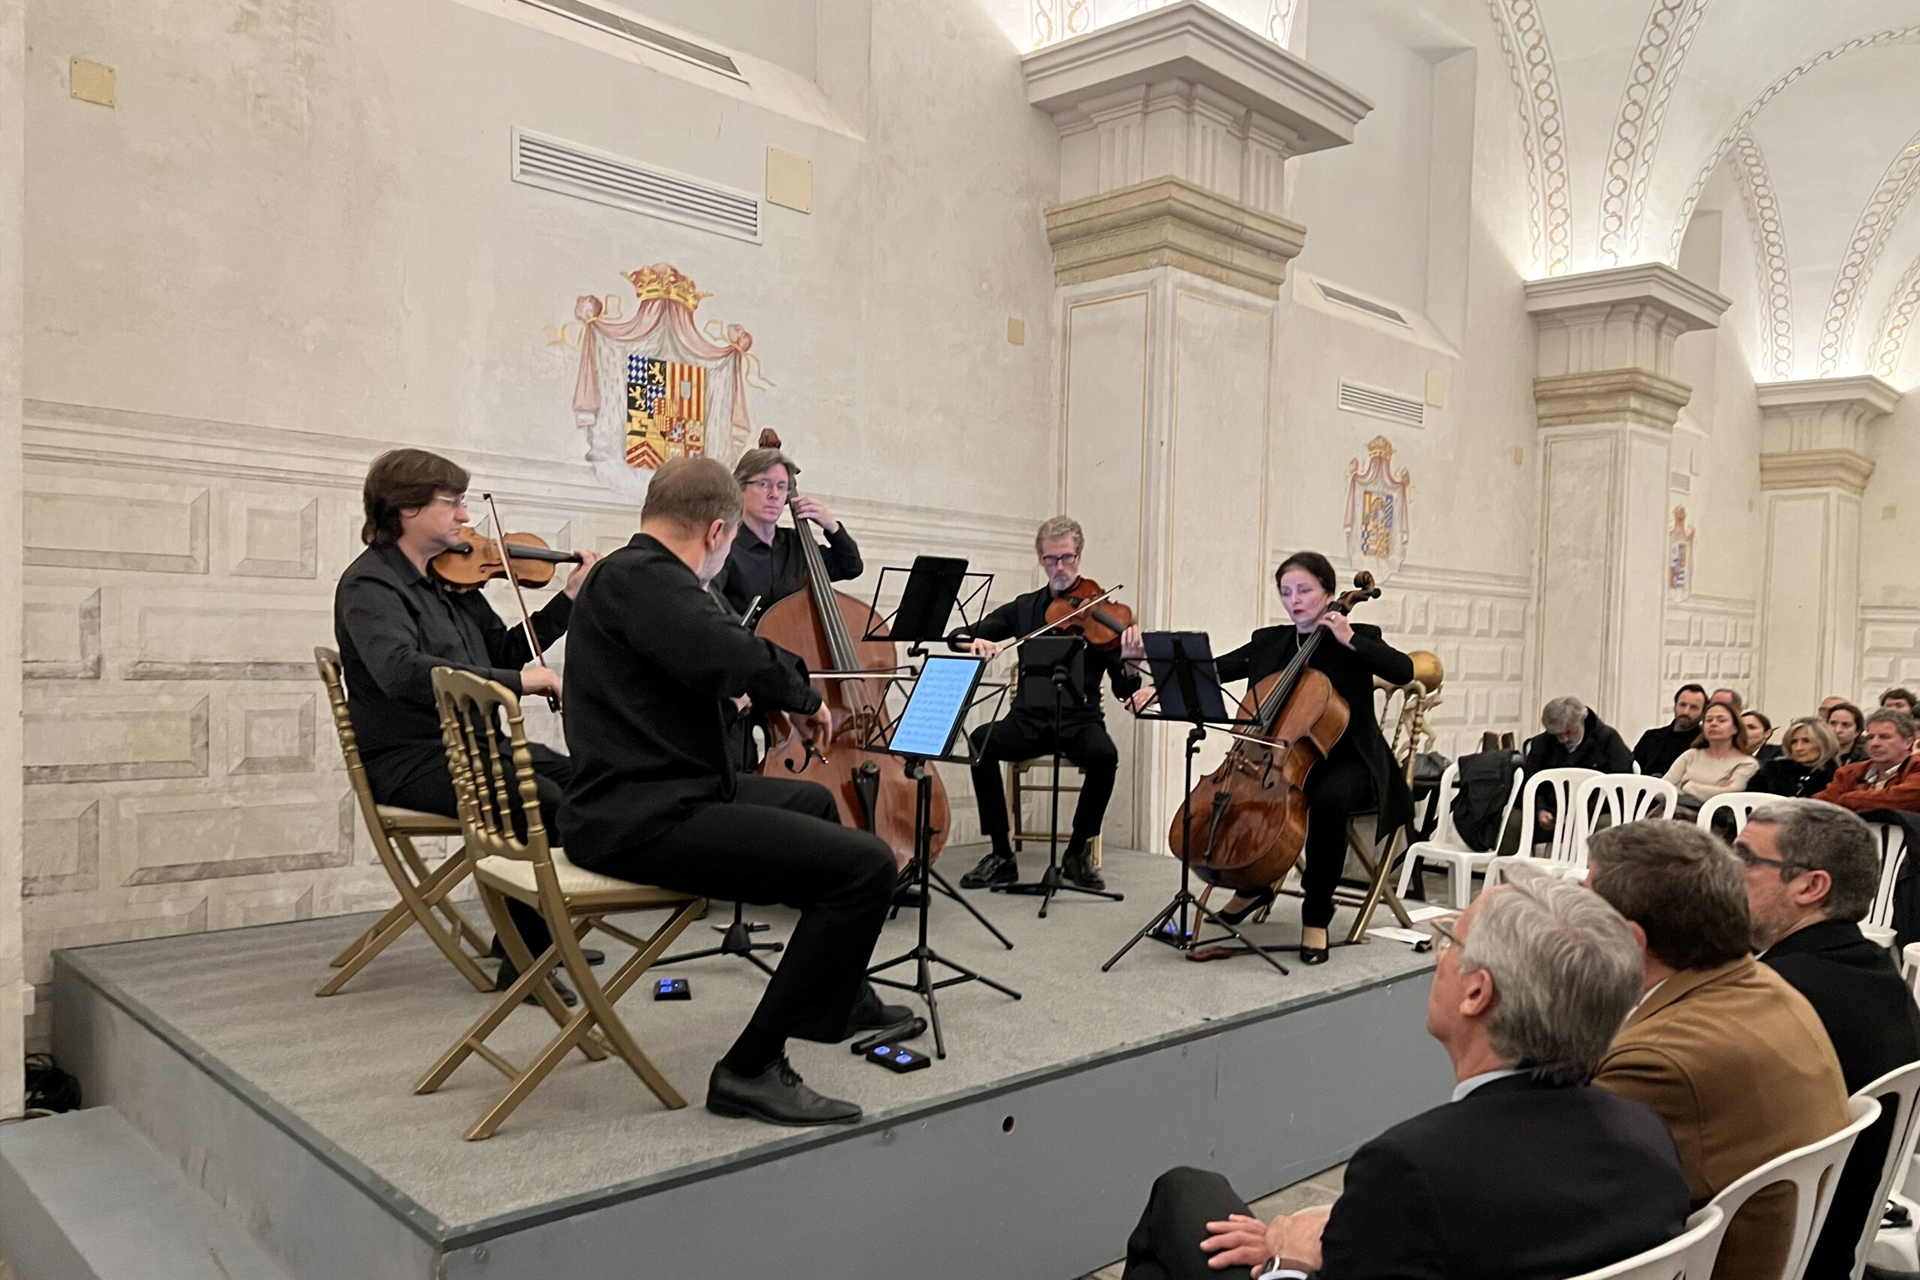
[55,932,1445,1280]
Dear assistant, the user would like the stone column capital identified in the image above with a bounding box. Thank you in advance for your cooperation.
[1532,369,1693,432]
[1045,176,1307,297]
[1755,376,1900,492]
[1525,263,1730,382]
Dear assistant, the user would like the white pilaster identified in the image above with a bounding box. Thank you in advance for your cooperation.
[1525,264,1729,728]
[1755,376,1900,715]
[1,0,26,1118]
[1026,0,1368,843]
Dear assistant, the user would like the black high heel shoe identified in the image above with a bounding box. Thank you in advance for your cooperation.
[1214,887,1277,926]
[1299,929,1330,965]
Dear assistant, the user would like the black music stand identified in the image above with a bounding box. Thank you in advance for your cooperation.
[1102,632,1289,976]
[865,654,1021,1059]
[994,636,1125,917]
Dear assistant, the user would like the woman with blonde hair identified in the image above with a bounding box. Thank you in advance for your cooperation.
[1662,702,1757,816]
[1746,717,1840,798]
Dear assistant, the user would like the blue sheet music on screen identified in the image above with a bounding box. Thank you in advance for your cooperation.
[890,656,982,758]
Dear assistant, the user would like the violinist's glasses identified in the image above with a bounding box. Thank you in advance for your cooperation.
[1041,553,1080,568]
[746,478,791,495]
[432,492,468,509]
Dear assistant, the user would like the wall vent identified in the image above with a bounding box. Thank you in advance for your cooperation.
[512,128,762,244]
[1670,471,1692,494]
[1317,281,1410,328]
[517,0,744,81]
[1337,379,1425,428]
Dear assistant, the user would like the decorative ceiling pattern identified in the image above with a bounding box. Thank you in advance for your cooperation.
[1485,0,1571,276]
[1871,253,1920,379]
[1728,129,1793,381]
[1815,125,1920,376]
[1596,0,1711,268]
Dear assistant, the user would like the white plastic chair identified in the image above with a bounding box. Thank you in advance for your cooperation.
[1587,773,1680,826]
[1863,823,1909,950]
[1850,1060,1920,1280]
[1561,1204,1727,1280]
[1697,792,1766,837]
[1706,1094,1880,1280]
[1394,762,1523,909]
[1483,767,1601,888]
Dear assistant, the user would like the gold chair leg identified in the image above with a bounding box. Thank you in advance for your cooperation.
[394,835,491,957]
[485,887,600,1051]
[317,853,492,996]
[462,901,703,1141]
[1344,828,1415,944]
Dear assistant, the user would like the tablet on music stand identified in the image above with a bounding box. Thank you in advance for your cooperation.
[887,654,985,762]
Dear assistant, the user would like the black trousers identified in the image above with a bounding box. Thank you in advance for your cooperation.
[376,743,573,959]
[1123,1166,1258,1280]
[970,712,1119,847]
[588,775,896,1046]
[1297,754,1376,930]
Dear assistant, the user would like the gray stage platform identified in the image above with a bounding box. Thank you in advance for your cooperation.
[51,847,1447,1280]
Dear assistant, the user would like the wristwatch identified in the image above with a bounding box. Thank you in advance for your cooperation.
[1254,1258,1312,1279]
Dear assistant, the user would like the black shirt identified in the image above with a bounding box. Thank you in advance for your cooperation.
[1632,721,1697,777]
[563,533,823,860]
[332,542,572,788]
[1745,756,1837,798]
[711,521,862,621]
[970,583,1141,718]
[1521,709,1634,776]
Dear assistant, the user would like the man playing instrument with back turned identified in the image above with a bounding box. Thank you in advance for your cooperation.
[332,449,602,1001]
[955,516,1145,894]
[1123,550,1413,965]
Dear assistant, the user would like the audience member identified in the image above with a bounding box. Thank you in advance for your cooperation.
[1634,683,1708,777]
[1522,696,1633,840]
[1585,820,1849,1280]
[1709,687,1744,714]
[1743,710,1780,764]
[1826,701,1869,765]
[1883,688,1917,717]
[1746,718,1840,798]
[1819,695,1848,717]
[1815,709,1920,813]
[1120,874,1689,1280]
[1742,802,1920,1280]
[1662,703,1757,817]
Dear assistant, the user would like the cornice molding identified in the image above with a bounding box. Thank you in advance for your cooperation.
[1523,262,1731,331]
[1531,369,1693,431]
[1045,176,1306,296]
[1755,374,1902,416]
[1758,448,1875,495]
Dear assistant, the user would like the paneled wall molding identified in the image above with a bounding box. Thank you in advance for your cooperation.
[1045,176,1307,296]
[1859,606,1920,701]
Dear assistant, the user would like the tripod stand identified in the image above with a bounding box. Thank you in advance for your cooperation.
[658,900,784,976]
[996,637,1123,918]
[1103,632,1288,976]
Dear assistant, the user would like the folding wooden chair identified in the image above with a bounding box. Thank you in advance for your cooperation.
[414,667,707,1140]
[314,647,493,996]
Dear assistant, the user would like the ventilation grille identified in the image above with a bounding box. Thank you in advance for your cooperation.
[1317,281,1410,328]
[518,0,744,80]
[512,129,761,244]
[1337,380,1425,428]
[1670,471,1692,494]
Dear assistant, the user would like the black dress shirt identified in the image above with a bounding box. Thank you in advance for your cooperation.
[562,533,824,860]
[1763,919,1920,1280]
[710,521,862,621]
[333,542,572,789]
[1633,721,1698,777]
[1745,757,1837,798]
[1214,622,1415,841]
[969,584,1141,719]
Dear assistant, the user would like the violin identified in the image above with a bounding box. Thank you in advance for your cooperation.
[429,529,583,593]
[1044,577,1135,649]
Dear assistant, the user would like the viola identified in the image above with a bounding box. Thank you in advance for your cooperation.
[429,529,583,593]
[1044,577,1135,649]
[1168,572,1383,892]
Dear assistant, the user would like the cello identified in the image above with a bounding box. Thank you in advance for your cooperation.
[1168,572,1383,892]
[750,431,950,865]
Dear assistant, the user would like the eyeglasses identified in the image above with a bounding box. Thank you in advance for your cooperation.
[1041,553,1080,568]
[1429,919,1460,952]
[745,478,790,495]
[432,493,468,508]
[1732,844,1806,874]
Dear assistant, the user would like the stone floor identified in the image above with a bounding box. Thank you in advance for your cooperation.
[1080,1161,1348,1279]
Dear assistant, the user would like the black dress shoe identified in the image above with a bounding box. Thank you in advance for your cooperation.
[841,985,915,1040]
[1061,848,1106,891]
[1299,945,1330,965]
[495,957,578,1007]
[582,946,606,967]
[706,1058,861,1127]
[959,850,1018,889]
[1214,887,1276,926]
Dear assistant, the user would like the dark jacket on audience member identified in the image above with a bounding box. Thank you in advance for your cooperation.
[1309,1074,1690,1279]
[1763,919,1920,1280]
[1745,756,1837,798]
[1633,720,1699,778]
[1522,708,1634,777]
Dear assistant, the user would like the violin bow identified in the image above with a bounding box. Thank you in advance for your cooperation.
[983,583,1128,663]
[481,492,561,714]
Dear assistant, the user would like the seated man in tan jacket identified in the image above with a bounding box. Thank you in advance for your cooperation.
[1584,820,1850,1280]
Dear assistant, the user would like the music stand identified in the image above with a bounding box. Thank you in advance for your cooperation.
[866,654,1021,1059]
[995,636,1125,916]
[1102,631,1289,976]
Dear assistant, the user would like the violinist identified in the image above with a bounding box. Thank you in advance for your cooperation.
[1126,551,1412,964]
[560,457,907,1127]
[332,449,601,999]
[709,443,862,623]
[957,517,1144,894]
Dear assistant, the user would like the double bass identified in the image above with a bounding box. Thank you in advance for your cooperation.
[751,431,950,865]
[1168,572,1383,892]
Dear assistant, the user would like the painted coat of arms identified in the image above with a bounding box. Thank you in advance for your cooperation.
[559,264,762,494]
[1344,435,1412,577]
[1667,506,1695,601]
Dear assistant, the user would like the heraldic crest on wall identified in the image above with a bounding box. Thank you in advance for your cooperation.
[560,264,764,494]
[1344,434,1412,577]
[1667,506,1695,602]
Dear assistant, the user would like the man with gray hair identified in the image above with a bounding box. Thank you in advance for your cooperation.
[1586,819,1849,1280]
[1119,873,1688,1279]
[1815,707,1920,813]
[1740,801,1920,1280]
[1520,695,1632,841]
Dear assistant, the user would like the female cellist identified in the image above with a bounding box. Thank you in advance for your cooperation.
[1125,550,1412,963]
